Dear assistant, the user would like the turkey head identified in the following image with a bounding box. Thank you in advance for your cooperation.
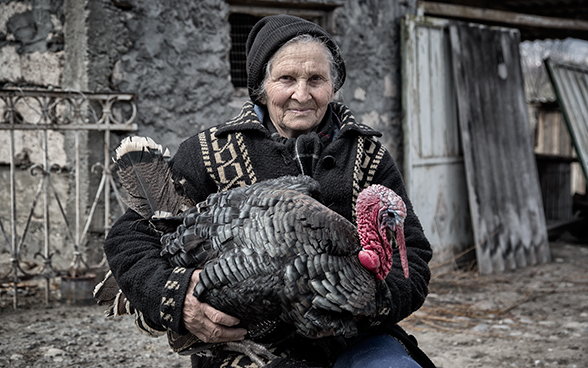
[356,184,408,281]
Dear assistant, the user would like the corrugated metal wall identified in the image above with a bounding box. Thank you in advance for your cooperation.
[450,21,551,274]
[546,59,588,184]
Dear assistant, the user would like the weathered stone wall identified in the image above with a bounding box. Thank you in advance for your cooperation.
[0,0,65,86]
[0,0,67,166]
[91,0,415,159]
[102,0,235,154]
[336,0,416,166]
[0,0,416,271]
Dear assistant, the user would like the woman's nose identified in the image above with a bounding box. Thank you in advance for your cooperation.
[291,81,311,102]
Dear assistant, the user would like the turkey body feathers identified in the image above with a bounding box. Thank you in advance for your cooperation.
[98,136,403,352]
[159,176,377,339]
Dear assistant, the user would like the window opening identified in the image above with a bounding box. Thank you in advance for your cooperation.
[229,13,262,88]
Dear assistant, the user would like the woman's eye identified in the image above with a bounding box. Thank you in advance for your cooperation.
[310,75,328,84]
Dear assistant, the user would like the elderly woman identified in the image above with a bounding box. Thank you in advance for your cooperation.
[104,14,435,368]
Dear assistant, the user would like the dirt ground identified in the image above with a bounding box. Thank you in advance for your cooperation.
[1,239,587,368]
[401,239,588,368]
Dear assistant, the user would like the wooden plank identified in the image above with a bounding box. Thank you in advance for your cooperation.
[449,21,551,274]
[535,108,574,157]
[402,15,474,271]
[419,1,588,32]
[417,25,433,157]
[536,159,573,222]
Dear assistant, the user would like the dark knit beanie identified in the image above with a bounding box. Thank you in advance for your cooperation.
[246,14,346,104]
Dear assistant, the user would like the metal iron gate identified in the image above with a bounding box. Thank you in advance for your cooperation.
[0,88,137,309]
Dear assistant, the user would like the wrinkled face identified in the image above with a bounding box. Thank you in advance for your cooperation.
[260,41,335,139]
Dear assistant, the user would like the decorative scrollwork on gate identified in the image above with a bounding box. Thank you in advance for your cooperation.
[0,88,138,309]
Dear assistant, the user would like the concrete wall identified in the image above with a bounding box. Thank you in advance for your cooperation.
[0,0,416,271]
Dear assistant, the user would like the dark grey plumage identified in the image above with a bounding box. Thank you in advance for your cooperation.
[96,136,399,357]
[158,175,378,341]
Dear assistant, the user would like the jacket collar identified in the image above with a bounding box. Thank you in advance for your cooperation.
[214,100,382,138]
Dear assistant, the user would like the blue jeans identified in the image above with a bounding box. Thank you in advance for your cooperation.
[334,334,423,368]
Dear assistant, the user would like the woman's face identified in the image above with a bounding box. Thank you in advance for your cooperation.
[261,41,335,139]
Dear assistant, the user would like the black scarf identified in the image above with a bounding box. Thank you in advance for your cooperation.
[263,104,340,176]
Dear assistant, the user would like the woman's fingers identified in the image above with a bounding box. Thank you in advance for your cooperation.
[183,270,247,343]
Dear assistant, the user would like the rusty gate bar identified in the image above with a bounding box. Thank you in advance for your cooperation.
[0,88,138,309]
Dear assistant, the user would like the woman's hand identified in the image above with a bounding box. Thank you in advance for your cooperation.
[183,270,248,343]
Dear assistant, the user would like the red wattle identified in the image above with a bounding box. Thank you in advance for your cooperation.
[358,249,380,274]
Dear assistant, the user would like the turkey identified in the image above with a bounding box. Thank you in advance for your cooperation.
[95,136,409,360]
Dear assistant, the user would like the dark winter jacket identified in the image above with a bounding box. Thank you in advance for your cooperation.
[104,101,434,367]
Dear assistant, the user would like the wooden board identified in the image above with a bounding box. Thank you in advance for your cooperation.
[449,21,551,274]
[401,15,474,270]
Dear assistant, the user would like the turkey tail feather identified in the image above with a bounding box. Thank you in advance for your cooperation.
[93,270,165,337]
[93,270,130,317]
[114,136,191,219]
[93,270,119,306]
